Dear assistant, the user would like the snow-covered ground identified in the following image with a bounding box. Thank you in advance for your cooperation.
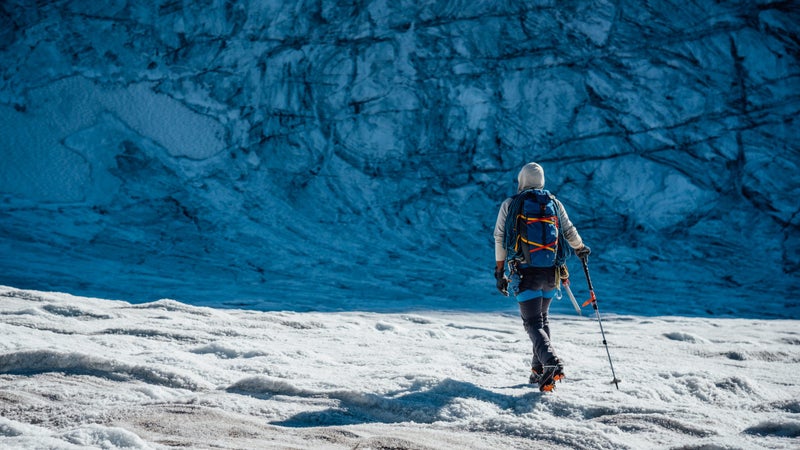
[1,285,798,449]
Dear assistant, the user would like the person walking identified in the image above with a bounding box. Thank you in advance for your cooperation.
[493,162,590,391]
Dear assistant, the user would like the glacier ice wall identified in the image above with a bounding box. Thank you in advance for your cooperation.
[0,0,798,317]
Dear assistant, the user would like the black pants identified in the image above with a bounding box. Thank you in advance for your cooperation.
[519,297,561,369]
[517,267,560,370]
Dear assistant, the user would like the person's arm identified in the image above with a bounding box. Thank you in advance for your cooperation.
[555,198,592,258]
[554,198,584,250]
[493,198,512,265]
[493,198,513,295]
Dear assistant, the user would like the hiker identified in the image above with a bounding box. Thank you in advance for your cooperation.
[493,162,591,391]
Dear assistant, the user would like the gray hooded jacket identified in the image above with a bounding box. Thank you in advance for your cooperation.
[493,163,584,262]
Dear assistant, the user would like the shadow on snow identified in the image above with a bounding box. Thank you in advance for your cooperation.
[227,378,542,427]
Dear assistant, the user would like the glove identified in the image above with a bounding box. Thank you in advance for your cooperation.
[494,268,508,296]
[576,245,591,259]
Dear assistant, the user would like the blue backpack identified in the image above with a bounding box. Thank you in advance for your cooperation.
[504,189,572,268]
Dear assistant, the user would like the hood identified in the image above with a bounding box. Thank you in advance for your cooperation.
[517,162,545,191]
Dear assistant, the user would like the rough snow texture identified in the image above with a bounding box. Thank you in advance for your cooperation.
[0,1,799,316]
[1,286,799,449]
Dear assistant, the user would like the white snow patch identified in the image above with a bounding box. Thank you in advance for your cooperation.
[1,286,798,449]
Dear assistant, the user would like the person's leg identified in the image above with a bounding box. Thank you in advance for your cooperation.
[515,268,540,373]
[539,295,562,367]
[518,299,541,373]
[541,296,551,338]
[539,267,557,341]
[518,298,557,370]
[536,291,565,391]
[521,268,564,390]
[517,267,561,384]
[541,296,551,339]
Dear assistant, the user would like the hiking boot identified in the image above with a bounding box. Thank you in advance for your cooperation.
[528,366,542,384]
[538,365,565,392]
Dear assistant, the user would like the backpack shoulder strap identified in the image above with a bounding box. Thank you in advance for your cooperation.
[549,194,575,265]
[502,190,533,263]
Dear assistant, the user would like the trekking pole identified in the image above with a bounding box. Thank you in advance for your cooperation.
[580,256,621,389]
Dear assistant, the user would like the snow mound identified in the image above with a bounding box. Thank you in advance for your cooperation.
[0,350,207,391]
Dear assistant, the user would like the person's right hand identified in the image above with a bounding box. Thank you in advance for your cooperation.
[494,268,508,296]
